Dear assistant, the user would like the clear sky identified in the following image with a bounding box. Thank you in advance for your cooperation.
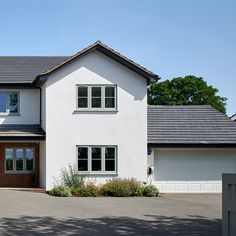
[0,0,235,115]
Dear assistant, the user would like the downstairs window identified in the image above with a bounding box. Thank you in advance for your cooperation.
[5,148,34,173]
[77,146,117,174]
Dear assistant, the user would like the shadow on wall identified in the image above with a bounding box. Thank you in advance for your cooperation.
[0,215,221,236]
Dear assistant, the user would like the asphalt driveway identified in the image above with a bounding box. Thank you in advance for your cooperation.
[0,190,221,236]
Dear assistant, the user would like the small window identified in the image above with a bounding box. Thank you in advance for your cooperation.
[105,86,115,108]
[78,147,88,171]
[0,92,19,114]
[91,87,102,108]
[5,148,14,172]
[5,147,34,173]
[76,85,116,110]
[91,147,102,171]
[77,146,117,174]
[77,87,88,108]
[26,148,34,171]
[0,92,18,114]
[15,148,24,171]
[105,147,115,171]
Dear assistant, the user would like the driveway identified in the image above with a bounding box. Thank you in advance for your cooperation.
[0,190,221,235]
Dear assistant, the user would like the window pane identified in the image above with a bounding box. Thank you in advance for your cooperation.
[105,98,115,108]
[26,148,34,171]
[92,87,101,97]
[92,147,101,171]
[78,147,88,159]
[78,160,88,171]
[105,87,115,97]
[92,98,101,108]
[78,87,88,97]
[5,148,14,171]
[92,147,101,159]
[105,147,115,159]
[105,147,115,171]
[78,98,88,108]
[0,93,7,113]
[78,147,88,171]
[92,160,101,171]
[105,160,115,171]
[9,93,18,113]
[16,149,24,171]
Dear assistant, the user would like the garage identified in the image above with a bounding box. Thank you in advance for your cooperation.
[154,148,236,192]
[148,105,236,193]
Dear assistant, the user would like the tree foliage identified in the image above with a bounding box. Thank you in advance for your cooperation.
[148,75,227,113]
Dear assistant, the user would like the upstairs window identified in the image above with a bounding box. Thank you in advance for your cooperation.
[0,92,19,114]
[76,85,116,110]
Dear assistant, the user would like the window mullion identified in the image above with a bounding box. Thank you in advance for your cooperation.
[88,87,91,109]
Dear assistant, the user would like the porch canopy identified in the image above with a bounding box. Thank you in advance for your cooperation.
[0,125,45,140]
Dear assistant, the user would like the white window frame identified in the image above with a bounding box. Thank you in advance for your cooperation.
[76,85,117,111]
[0,91,20,116]
[77,145,117,174]
[4,147,35,173]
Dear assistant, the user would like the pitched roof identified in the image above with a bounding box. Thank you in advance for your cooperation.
[0,56,68,85]
[0,41,159,86]
[148,105,236,146]
[0,125,45,140]
[36,41,159,82]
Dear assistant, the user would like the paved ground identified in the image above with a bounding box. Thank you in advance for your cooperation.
[0,190,221,235]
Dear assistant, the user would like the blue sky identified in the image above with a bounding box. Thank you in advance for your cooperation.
[0,0,235,115]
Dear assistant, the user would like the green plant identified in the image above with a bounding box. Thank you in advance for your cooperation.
[100,178,136,197]
[128,178,143,196]
[142,185,159,197]
[78,183,97,197]
[48,185,71,197]
[61,164,84,188]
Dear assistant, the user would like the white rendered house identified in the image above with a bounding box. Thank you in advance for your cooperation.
[0,41,235,192]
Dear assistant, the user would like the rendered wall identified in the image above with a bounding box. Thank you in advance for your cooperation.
[43,51,147,189]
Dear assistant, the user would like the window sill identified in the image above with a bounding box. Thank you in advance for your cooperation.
[78,172,118,176]
[73,110,118,114]
[0,113,21,117]
[4,171,34,174]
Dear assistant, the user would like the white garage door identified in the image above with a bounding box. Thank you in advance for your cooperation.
[154,148,236,192]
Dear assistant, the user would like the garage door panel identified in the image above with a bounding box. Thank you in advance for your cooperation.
[154,149,236,192]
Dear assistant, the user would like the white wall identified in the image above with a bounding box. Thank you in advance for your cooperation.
[43,51,147,189]
[0,89,40,124]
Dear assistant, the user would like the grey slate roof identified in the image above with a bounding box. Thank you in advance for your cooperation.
[0,56,68,83]
[0,41,159,85]
[148,105,236,146]
[0,125,45,140]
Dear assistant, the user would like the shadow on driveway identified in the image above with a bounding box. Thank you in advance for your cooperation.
[0,214,221,236]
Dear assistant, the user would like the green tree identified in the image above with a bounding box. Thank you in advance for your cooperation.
[148,75,227,113]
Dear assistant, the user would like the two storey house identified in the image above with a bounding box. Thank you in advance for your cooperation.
[0,41,236,192]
